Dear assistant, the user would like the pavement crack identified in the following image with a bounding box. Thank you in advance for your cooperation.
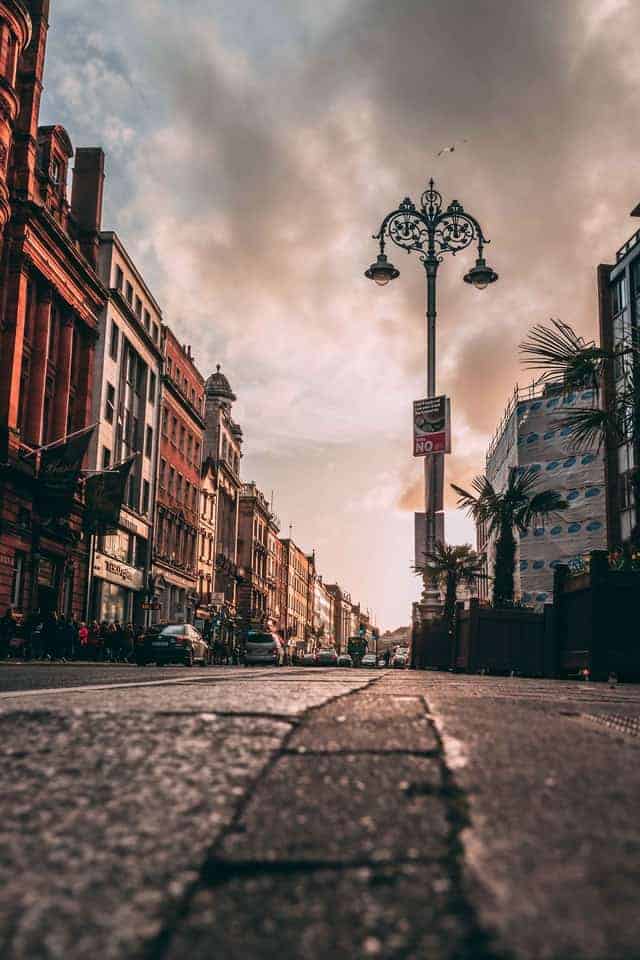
[424,695,514,960]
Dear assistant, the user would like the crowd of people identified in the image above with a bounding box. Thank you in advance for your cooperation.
[0,609,145,662]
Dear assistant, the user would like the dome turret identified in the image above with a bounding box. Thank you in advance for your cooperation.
[205,364,236,402]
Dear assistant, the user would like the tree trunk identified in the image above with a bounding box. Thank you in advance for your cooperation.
[493,524,516,606]
[444,571,457,634]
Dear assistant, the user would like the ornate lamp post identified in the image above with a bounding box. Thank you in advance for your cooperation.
[366,178,497,607]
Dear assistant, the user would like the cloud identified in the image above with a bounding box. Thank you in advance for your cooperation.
[38,0,640,627]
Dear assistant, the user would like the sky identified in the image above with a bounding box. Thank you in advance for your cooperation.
[39,0,640,629]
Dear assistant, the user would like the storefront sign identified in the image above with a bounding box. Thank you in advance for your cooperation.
[93,551,144,591]
[413,396,451,456]
[119,510,150,539]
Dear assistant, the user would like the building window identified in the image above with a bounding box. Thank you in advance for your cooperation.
[149,371,156,405]
[186,433,192,463]
[11,552,25,609]
[169,467,175,496]
[105,383,115,423]
[143,309,151,331]
[50,156,61,185]
[177,475,183,502]
[161,407,168,436]
[109,321,119,361]
[159,457,166,489]
[126,281,133,305]
[135,296,142,319]
[142,479,150,515]
[194,442,200,466]
[115,266,124,291]
[145,425,153,459]
[171,416,177,444]
[152,322,159,344]
[102,446,111,469]
[175,366,180,386]
[179,425,185,453]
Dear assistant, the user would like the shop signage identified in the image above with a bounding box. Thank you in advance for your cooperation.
[93,551,144,591]
[141,601,161,611]
[119,510,150,539]
[413,396,451,456]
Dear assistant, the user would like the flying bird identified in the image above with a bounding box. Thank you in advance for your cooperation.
[435,139,469,157]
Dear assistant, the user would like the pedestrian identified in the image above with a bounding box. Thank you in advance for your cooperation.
[78,621,89,656]
[0,608,14,659]
[100,621,112,661]
[88,620,101,661]
[112,620,125,662]
[42,610,59,660]
[123,622,134,662]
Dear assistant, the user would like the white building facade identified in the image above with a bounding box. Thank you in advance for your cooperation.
[87,232,163,627]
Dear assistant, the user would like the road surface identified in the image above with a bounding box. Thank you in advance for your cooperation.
[1,663,639,959]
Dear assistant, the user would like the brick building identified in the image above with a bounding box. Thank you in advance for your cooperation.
[152,330,205,623]
[86,231,163,626]
[203,365,242,650]
[279,537,311,659]
[0,1,108,618]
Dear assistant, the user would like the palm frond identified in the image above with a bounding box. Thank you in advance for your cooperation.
[552,406,621,451]
[519,319,607,390]
[517,489,568,532]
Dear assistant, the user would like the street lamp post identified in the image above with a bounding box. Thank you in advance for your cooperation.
[366,178,497,607]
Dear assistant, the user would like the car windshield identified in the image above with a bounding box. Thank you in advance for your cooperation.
[160,625,187,636]
[246,633,274,644]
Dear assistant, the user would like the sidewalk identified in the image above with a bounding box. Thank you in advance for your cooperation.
[154,672,640,960]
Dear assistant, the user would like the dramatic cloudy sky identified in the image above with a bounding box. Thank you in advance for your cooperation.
[40,0,640,628]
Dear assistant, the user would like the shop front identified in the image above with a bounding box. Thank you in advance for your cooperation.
[92,551,144,625]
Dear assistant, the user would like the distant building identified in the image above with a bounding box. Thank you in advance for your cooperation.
[326,584,352,654]
[313,574,335,648]
[87,232,163,626]
[266,511,282,633]
[195,455,217,627]
[237,482,275,634]
[481,378,607,606]
[597,211,640,548]
[152,330,205,623]
[279,538,311,657]
[203,365,242,651]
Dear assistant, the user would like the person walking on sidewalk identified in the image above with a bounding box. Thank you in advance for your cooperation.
[0,608,15,659]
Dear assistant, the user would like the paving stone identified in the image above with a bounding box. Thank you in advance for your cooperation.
[288,716,439,753]
[166,861,471,960]
[0,711,288,960]
[220,753,447,864]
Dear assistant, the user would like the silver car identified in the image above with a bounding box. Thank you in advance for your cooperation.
[244,631,284,666]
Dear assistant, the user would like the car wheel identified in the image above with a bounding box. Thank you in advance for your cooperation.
[185,651,194,667]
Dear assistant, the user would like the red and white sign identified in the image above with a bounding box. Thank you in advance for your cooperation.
[413,396,451,456]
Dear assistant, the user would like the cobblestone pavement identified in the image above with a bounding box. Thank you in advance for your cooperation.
[1,666,640,959]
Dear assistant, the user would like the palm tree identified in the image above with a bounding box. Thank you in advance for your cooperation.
[519,318,636,451]
[452,468,568,606]
[415,541,484,635]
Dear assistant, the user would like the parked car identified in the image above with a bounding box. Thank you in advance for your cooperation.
[361,653,377,668]
[337,654,353,667]
[316,647,339,667]
[300,653,317,666]
[244,630,284,666]
[391,652,408,668]
[136,623,210,667]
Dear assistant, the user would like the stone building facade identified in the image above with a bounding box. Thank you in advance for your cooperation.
[326,584,352,654]
[313,573,335,648]
[86,231,163,626]
[0,1,108,618]
[236,482,274,634]
[152,330,204,623]
[195,455,217,629]
[203,366,242,650]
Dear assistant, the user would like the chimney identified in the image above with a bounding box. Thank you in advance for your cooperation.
[71,147,105,269]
